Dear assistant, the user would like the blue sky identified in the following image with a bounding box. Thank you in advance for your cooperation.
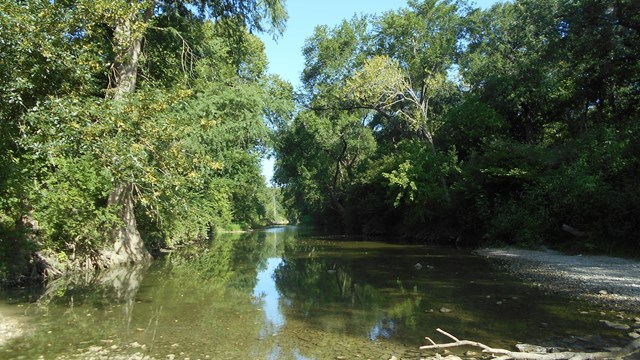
[258,0,502,184]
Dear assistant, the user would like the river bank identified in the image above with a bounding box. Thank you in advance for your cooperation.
[476,247,640,312]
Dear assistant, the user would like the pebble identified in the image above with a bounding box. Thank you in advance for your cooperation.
[629,332,640,339]
[599,290,608,295]
[439,307,452,313]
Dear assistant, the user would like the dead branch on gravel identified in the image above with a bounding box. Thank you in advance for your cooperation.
[420,328,640,360]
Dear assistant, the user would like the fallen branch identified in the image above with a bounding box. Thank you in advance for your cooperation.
[420,328,639,360]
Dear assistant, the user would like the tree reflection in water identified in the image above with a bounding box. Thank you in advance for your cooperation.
[2,227,627,360]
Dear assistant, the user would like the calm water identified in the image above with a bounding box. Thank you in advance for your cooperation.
[0,227,635,359]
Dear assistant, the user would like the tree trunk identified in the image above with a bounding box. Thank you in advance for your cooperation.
[104,3,155,265]
[104,183,151,265]
[111,17,144,100]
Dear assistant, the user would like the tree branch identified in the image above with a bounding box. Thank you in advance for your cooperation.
[419,328,636,360]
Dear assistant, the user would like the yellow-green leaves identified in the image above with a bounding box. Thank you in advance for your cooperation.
[344,55,406,110]
[383,160,417,207]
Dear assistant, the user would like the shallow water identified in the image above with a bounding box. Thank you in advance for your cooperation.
[0,227,636,359]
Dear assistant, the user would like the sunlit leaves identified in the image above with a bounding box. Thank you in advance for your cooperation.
[383,160,417,207]
[344,55,405,110]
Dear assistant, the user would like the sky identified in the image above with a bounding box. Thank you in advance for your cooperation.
[258,0,501,184]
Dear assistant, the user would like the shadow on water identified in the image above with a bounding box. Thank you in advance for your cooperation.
[0,226,637,359]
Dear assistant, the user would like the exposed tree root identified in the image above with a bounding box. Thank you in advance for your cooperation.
[420,328,640,360]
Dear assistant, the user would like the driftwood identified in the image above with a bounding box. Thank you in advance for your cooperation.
[420,328,640,360]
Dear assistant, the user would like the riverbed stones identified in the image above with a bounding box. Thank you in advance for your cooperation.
[439,307,452,313]
[423,355,462,360]
[0,312,25,347]
[629,331,640,339]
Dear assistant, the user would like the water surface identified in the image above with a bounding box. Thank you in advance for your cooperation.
[0,227,635,359]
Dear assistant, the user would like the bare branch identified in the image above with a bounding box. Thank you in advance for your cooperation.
[419,329,635,360]
[436,328,460,342]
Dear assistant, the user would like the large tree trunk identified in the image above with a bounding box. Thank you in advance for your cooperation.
[104,4,155,265]
[103,183,151,265]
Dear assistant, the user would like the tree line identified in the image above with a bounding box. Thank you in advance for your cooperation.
[0,0,290,284]
[273,0,639,252]
[1,0,638,285]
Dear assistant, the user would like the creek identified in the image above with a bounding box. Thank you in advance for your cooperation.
[0,226,635,359]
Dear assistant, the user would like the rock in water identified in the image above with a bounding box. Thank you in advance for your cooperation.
[516,343,548,353]
[600,320,631,330]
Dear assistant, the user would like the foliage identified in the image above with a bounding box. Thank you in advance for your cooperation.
[0,0,288,283]
[274,0,640,252]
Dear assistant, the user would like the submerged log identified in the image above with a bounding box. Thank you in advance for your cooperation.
[420,328,640,360]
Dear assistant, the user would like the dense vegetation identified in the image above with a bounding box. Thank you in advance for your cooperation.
[1,0,638,285]
[0,0,289,284]
[274,0,640,252]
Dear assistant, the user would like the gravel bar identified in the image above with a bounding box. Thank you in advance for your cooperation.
[476,247,640,311]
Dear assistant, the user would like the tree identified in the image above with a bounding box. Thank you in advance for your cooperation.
[274,0,640,251]
[0,0,288,280]
[274,110,376,227]
[99,0,286,264]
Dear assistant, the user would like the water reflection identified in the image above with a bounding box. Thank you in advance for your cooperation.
[0,227,636,359]
[253,257,285,334]
[253,227,314,359]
